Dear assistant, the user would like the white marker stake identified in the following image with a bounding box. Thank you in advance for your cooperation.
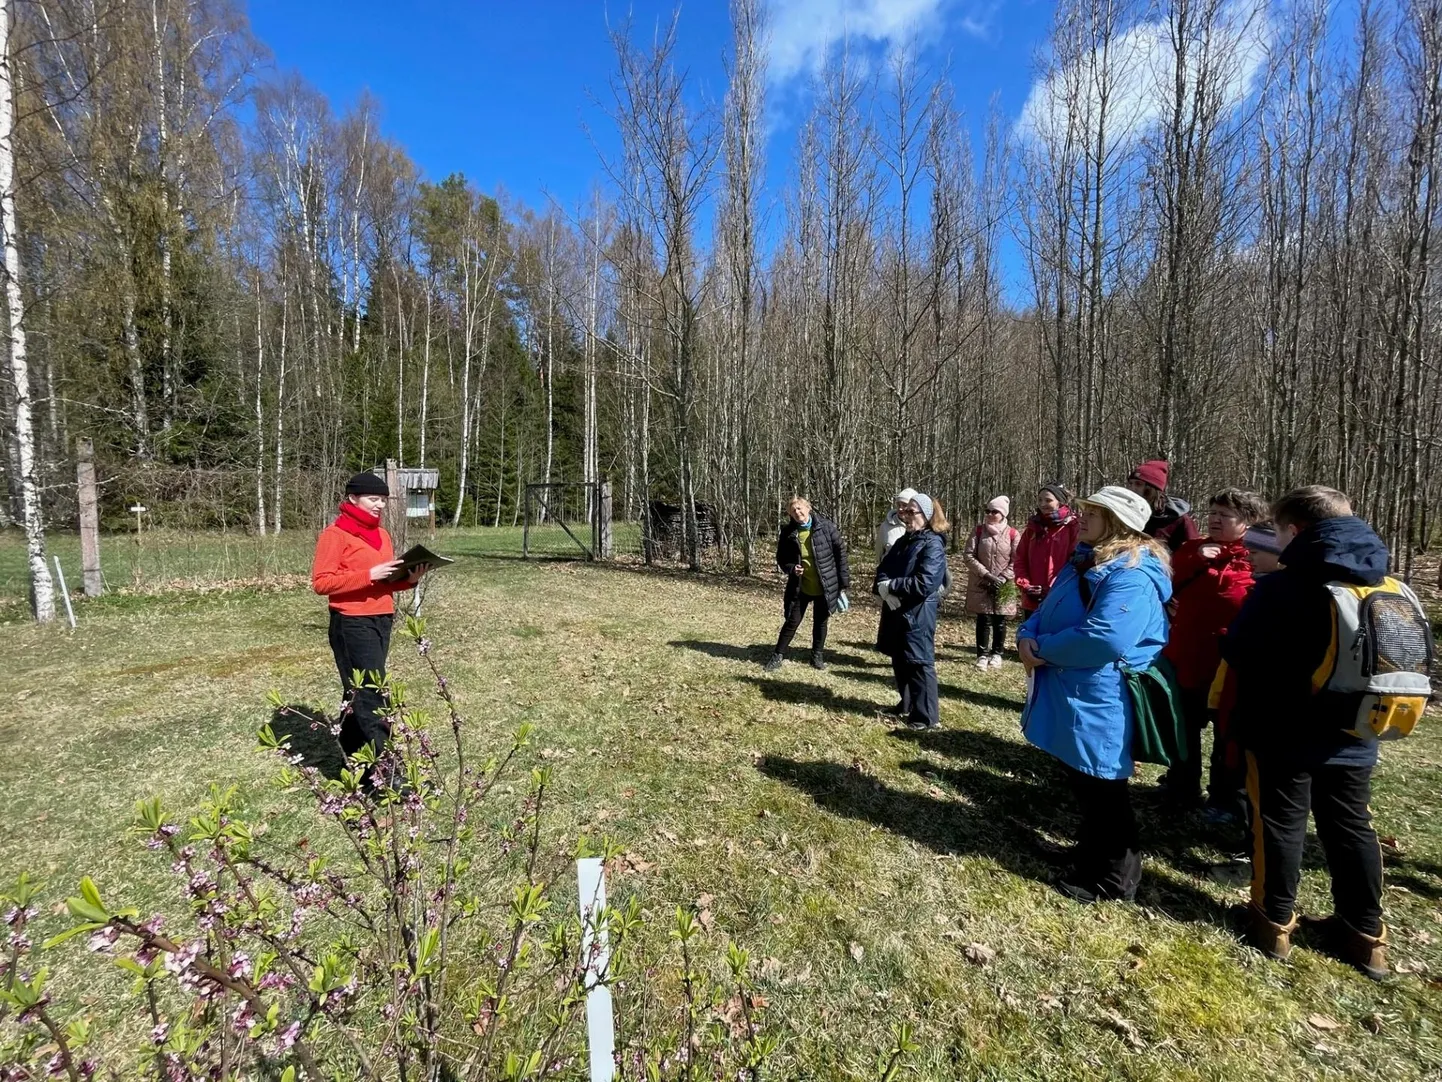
[53,555,76,630]
[576,857,615,1082]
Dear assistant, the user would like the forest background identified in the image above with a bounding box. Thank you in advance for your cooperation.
[4,0,1442,620]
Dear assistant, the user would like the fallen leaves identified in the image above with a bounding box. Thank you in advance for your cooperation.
[848,941,865,963]
[963,942,996,967]
[1099,1009,1146,1051]
[1306,1014,1341,1032]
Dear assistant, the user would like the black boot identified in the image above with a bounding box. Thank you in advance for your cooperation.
[810,650,826,671]
[763,652,784,672]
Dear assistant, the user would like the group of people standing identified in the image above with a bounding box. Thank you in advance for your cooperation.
[766,460,1426,981]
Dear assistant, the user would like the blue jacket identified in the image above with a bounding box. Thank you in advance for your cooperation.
[1018,546,1172,780]
[1220,516,1390,768]
[873,528,947,663]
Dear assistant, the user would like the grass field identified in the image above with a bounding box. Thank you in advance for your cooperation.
[2,529,1442,1079]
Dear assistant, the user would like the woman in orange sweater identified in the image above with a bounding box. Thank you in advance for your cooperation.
[312,472,427,773]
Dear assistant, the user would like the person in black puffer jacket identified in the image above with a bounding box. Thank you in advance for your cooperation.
[764,497,850,672]
[874,493,950,730]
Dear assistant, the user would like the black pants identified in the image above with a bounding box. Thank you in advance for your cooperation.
[1065,766,1142,900]
[328,610,394,758]
[975,614,1007,656]
[892,656,938,729]
[1246,751,1383,934]
[775,586,829,654]
[1169,687,1244,810]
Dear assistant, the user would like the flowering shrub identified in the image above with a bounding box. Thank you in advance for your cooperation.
[0,618,916,1081]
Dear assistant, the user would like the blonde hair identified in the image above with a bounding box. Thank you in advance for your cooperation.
[1083,503,1171,570]
[926,497,950,535]
[788,496,812,515]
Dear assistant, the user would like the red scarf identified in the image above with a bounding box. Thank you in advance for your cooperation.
[334,501,383,550]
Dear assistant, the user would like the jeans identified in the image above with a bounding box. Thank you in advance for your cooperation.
[328,610,394,759]
[776,582,830,654]
[1065,766,1142,899]
[1246,750,1384,934]
[975,614,1007,656]
[892,657,938,728]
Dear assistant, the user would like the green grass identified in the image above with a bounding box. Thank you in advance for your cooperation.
[2,530,1441,1078]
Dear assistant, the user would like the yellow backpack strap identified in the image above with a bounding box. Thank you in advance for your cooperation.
[1312,585,1343,693]
[1208,661,1228,710]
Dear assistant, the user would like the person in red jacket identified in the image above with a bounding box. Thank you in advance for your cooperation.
[1127,459,1200,554]
[1014,483,1080,614]
[1160,488,1269,812]
[312,471,428,777]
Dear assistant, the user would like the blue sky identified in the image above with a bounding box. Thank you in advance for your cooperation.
[246,0,1051,232]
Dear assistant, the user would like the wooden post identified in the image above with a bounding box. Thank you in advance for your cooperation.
[384,459,407,550]
[596,482,613,560]
[76,437,102,596]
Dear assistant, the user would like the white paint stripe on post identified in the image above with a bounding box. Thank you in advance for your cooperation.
[52,555,75,630]
[576,857,615,1082]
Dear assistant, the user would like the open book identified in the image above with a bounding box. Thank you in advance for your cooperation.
[384,544,455,584]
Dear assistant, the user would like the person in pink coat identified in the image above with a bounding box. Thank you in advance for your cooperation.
[1015,483,1081,614]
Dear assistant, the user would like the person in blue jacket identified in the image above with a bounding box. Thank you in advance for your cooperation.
[874,493,950,731]
[1017,485,1172,903]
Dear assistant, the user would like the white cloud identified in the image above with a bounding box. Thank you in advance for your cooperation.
[764,0,957,86]
[1017,0,1270,147]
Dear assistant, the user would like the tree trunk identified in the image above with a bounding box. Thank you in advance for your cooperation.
[0,0,54,622]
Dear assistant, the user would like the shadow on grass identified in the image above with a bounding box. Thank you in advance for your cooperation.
[270,705,347,781]
[741,675,889,717]
[759,731,1229,925]
[829,664,1026,713]
[670,639,879,669]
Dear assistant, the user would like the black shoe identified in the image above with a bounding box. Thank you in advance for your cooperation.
[877,701,907,718]
[1058,878,1100,904]
[763,652,784,672]
[905,719,941,731]
[811,651,826,671]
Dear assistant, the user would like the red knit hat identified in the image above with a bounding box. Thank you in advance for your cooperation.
[1130,459,1170,491]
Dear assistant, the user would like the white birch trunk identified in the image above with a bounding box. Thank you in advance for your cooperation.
[272,280,288,533]
[419,281,431,466]
[0,0,54,622]
[254,273,266,535]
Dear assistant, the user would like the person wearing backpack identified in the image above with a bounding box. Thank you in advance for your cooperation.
[1017,487,1173,904]
[964,496,1020,670]
[1159,489,1270,816]
[765,497,850,673]
[1221,486,1433,980]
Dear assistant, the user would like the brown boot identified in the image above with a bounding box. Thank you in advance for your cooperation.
[1244,902,1299,961]
[1300,915,1390,981]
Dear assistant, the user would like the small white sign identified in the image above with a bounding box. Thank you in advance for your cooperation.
[576,858,615,1082]
[129,505,147,514]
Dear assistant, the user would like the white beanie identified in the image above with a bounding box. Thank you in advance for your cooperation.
[896,487,918,505]
[987,495,1010,518]
[1080,486,1151,534]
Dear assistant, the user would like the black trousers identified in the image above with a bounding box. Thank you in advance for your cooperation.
[1170,687,1244,811]
[775,585,829,653]
[1065,766,1142,899]
[328,610,394,758]
[975,614,1007,656]
[892,657,938,729]
[1246,751,1384,934]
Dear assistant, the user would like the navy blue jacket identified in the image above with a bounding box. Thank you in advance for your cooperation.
[1220,516,1390,767]
[873,528,946,663]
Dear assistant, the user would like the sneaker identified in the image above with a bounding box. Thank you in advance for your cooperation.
[763,652,784,672]
[975,655,990,671]
[877,701,907,718]
[810,650,826,671]
[905,718,941,731]
[988,653,1004,670]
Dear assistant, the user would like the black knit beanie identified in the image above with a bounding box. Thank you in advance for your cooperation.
[1040,481,1071,505]
[344,471,390,497]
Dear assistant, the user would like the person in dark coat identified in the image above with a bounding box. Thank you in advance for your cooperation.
[874,493,949,731]
[1127,459,1199,554]
[764,497,850,672]
[1221,486,1394,980]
